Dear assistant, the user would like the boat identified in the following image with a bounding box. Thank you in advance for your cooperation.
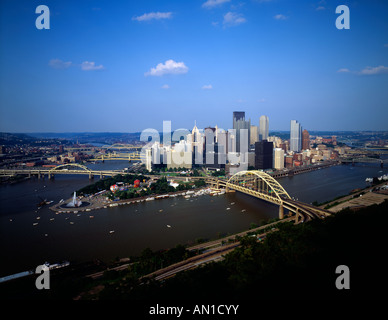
[33,222,38,226]
[145,197,155,201]
[167,225,171,228]
[43,261,70,271]
[89,215,94,218]
[37,197,50,207]
[241,209,246,213]
[50,218,54,221]
[109,230,115,234]
[226,208,230,210]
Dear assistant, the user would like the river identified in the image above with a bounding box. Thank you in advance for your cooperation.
[0,161,387,276]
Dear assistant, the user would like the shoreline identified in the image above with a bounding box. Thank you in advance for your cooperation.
[49,187,220,214]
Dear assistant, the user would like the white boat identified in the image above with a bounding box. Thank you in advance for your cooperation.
[226,208,230,210]
[33,222,38,226]
[167,225,171,228]
[241,209,246,213]
[145,197,155,201]
[109,230,115,234]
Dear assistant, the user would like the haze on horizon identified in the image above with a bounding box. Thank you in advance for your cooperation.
[0,0,387,133]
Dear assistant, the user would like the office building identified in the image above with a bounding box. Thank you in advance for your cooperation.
[302,129,310,150]
[273,148,284,170]
[250,125,259,145]
[233,111,250,152]
[259,115,269,141]
[290,120,302,152]
[254,140,273,170]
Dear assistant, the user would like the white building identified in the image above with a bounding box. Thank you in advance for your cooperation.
[273,148,285,170]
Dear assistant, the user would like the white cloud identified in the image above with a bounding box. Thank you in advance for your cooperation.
[202,0,230,9]
[161,84,170,89]
[81,61,104,71]
[359,65,388,75]
[223,12,246,27]
[49,59,72,69]
[202,84,213,90]
[274,14,287,20]
[145,59,188,76]
[132,12,172,22]
[316,6,325,11]
[337,66,388,75]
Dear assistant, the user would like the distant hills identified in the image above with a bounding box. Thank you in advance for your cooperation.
[1,131,386,146]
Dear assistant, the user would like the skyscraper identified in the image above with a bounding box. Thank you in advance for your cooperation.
[255,140,273,170]
[290,120,302,152]
[259,115,269,141]
[302,129,310,150]
[233,111,250,152]
[273,148,285,170]
[250,125,259,145]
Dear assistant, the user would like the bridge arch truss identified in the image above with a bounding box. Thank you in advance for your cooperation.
[226,170,291,205]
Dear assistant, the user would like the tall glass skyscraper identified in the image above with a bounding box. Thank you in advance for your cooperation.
[259,115,269,141]
[233,111,250,152]
[290,120,302,152]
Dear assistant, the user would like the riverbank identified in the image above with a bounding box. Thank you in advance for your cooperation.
[49,187,218,214]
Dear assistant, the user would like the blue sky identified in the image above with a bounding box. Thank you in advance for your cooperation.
[0,0,387,133]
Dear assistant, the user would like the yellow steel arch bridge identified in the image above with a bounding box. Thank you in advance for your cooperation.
[0,163,124,180]
[100,143,143,150]
[208,170,331,223]
[90,151,142,162]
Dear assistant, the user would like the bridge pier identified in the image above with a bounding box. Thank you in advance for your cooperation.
[89,173,94,180]
[279,204,284,219]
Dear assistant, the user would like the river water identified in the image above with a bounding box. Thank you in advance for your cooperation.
[0,161,387,276]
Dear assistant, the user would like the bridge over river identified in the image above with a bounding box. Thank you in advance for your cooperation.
[0,165,331,222]
[207,170,331,223]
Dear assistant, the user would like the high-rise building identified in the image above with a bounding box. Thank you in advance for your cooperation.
[186,122,204,165]
[233,111,250,152]
[254,140,273,170]
[273,148,284,170]
[250,125,259,145]
[259,115,269,141]
[302,129,310,150]
[290,120,302,152]
[145,148,152,172]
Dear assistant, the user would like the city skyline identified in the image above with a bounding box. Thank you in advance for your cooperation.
[1,0,388,133]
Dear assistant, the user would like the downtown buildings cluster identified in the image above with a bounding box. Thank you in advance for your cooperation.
[142,112,342,175]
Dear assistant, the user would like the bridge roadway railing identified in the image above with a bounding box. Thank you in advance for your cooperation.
[206,176,331,222]
[0,168,124,178]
